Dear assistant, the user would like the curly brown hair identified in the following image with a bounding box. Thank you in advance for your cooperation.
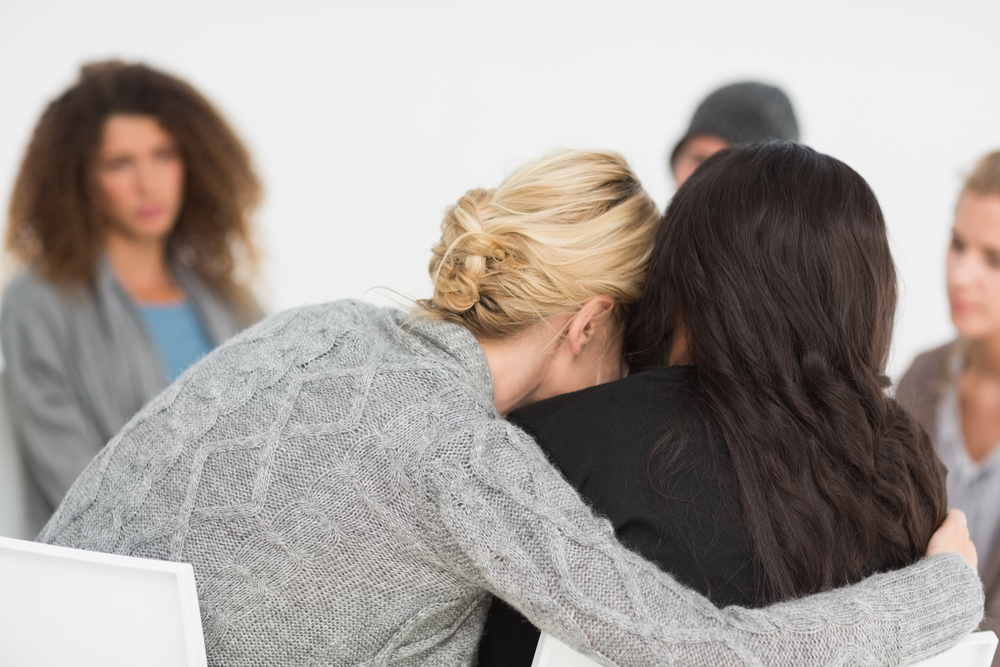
[5,60,261,308]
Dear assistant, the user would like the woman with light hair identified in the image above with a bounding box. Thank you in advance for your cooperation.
[1,61,263,527]
[899,149,1000,655]
[42,149,980,665]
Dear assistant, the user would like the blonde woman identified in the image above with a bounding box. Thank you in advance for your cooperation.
[44,150,980,666]
[899,149,1000,652]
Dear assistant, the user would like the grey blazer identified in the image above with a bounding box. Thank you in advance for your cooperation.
[898,340,1000,662]
[0,258,261,533]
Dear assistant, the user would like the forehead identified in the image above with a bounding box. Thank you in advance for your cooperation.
[99,114,174,153]
[680,134,731,159]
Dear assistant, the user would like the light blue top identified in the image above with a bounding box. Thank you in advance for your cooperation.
[137,301,214,382]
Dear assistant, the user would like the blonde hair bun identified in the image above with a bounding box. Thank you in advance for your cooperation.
[422,150,660,340]
[430,189,511,314]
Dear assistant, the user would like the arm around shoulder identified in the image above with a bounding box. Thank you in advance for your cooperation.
[712,553,982,666]
[421,420,983,666]
[896,342,955,432]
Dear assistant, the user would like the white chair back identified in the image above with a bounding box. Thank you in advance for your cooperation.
[532,632,602,667]
[0,536,208,667]
[531,630,999,667]
[908,631,998,666]
[0,378,33,539]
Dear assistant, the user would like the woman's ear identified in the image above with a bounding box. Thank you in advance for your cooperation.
[566,296,615,356]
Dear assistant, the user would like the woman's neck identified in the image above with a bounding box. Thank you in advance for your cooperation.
[667,324,694,366]
[475,299,621,415]
[105,233,184,304]
[477,328,558,416]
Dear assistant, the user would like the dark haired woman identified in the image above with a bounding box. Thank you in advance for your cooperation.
[479,141,955,665]
[1,60,263,527]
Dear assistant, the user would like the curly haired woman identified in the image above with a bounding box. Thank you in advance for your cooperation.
[1,60,263,526]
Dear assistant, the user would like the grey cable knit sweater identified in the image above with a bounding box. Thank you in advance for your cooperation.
[42,300,982,666]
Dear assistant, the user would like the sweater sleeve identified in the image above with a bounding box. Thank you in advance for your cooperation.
[0,278,106,512]
[420,419,983,667]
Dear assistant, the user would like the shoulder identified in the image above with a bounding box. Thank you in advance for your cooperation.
[511,368,696,433]
[0,270,94,368]
[223,299,394,350]
[262,300,466,354]
[1,269,89,330]
[905,341,956,375]
[4,268,70,307]
[896,340,957,430]
[507,368,701,475]
[128,300,493,443]
[221,300,488,395]
[897,341,957,400]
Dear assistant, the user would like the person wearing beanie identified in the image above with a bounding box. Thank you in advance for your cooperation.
[670,81,799,186]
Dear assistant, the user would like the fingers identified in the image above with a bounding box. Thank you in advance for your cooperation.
[926,508,978,575]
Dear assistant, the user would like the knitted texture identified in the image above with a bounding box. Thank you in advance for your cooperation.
[42,300,983,666]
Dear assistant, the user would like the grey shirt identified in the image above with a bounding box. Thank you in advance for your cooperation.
[899,340,1000,665]
[42,300,982,666]
[0,258,259,528]
[936,353,1000,567]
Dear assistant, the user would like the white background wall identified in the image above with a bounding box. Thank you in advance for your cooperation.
[1,0,998,379]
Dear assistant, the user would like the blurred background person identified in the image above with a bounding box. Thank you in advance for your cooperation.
[669,81,799,187]
[1,60,264,531]
[898,149,1000,661]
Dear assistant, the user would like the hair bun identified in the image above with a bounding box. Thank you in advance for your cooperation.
[429,189,509,314]
[419,149,660,340]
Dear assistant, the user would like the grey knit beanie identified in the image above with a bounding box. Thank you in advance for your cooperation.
[670,82,799,166]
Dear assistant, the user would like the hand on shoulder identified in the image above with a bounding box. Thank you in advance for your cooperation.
[927,509,978,574]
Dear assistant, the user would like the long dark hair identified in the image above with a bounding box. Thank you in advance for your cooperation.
[6,60,260,314]
[626,142,946,601]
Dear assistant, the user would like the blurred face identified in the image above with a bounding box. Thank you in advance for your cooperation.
[96,114,184,243]
[946,190,1000,340]
[671,134,730,187]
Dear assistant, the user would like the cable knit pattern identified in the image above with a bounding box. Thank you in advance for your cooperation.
[41,300,982,666]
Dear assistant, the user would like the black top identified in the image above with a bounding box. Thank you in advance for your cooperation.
[477,367,765,667]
